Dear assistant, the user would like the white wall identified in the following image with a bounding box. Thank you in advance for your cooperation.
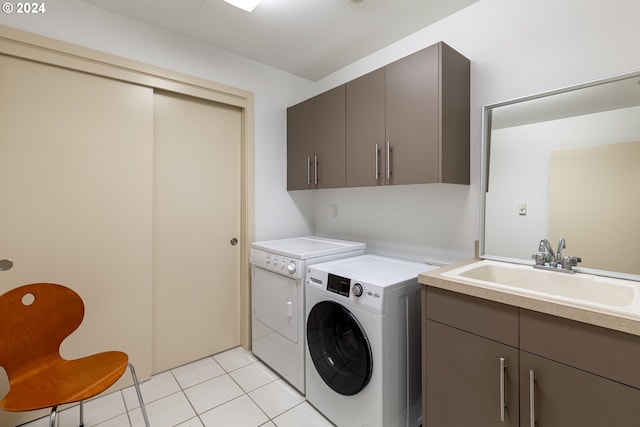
[0,0,317,241]
[310,0,640,263]
[3,0,640,261]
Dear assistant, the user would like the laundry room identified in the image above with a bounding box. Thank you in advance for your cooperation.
[2,0,640,426]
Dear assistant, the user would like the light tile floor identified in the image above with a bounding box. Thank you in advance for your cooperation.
[21,347,334,427]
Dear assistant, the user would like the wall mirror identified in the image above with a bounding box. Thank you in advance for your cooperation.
[481,71,640,280]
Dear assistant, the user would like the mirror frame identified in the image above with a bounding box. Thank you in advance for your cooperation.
[480,70,640,282]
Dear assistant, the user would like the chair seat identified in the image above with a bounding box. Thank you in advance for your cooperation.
[0,351,128,412]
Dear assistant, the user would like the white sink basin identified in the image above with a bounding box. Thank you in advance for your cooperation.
[442,260,639,312]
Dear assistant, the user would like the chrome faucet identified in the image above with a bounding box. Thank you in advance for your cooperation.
[532,237,581,273]
[537,239,556,265]
[556,237,566,265]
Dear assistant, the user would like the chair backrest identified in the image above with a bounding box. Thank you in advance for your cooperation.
[0,283,85,381]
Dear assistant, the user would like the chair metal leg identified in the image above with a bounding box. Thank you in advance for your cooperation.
[49,406,57,427]
[128,362,150,427]
[79,400,84,427]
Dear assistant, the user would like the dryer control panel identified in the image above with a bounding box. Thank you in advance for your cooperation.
[250,249,302,280]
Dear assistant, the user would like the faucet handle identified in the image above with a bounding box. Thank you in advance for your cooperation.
[531,252,545,266]
[561,256,581,270]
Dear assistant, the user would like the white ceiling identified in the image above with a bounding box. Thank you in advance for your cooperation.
[80,0,479,81]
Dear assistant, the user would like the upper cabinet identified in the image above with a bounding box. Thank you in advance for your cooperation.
[287,96,314,191]
[287,85,346,190]
[388,42,470,185]
[288,41,470,191]
[345,67,386,187]
[347,42,470,187]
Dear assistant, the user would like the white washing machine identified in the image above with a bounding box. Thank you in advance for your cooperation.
[250,236,365,394]
[305,255,437,427]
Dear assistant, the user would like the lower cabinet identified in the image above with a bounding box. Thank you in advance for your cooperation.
[423,285,640,427]
[426,320,519,426]
[520,351,640,426]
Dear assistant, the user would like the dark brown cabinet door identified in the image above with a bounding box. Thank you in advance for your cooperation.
[314,85,346,189]
[386,44,440,185]
[345,67,386,187]
[425,320,519,427]
[287,85,345,190]
[520,351,640,427]
[386,43,470,186]
[287,97,315,190]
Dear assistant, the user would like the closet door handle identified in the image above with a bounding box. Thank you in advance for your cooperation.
[0,259,13,271]
[386,142,390,180]
[500,357,506,422]
[314,155,318,185]
[529,370,536,427]
[375,144,380,180]
[307,156,311,185]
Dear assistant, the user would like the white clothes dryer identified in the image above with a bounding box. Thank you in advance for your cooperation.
[250,236,365,394]
[305,255,437,427]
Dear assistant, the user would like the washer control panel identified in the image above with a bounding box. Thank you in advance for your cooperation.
[250,249,301,280]
[307,269,384,312]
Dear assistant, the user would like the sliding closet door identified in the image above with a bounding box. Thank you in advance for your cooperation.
[152,91,242,373]
[0,55,154,426]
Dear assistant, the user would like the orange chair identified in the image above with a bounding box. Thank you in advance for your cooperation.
[0,283,150,426]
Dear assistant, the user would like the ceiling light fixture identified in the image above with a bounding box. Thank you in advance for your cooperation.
[224,0,262,12]
[346,0,368,6]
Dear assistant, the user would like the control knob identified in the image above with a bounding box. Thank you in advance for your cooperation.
[287,261,297,274]
[352,283,364,297]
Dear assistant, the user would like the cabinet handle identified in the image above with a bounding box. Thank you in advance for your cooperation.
[307,156,311,185]
[529,369,536,427]
[314,155,318,185]
[500,357,506,422]
[386,141,391,180]
[375,144,380,180]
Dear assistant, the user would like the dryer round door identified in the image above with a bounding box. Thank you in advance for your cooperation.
[306,300,373,396]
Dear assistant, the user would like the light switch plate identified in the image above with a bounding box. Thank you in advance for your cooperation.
[518,203,527,215]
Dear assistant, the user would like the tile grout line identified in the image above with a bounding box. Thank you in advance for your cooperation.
[168,366,202,427]
[170,353,273,426]
[213,358,277,426]
[218,353,315,426]
[241,373,284,424]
